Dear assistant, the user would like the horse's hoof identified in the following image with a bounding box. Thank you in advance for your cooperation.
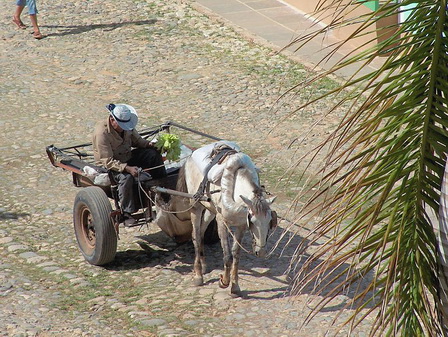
[193,277,203,287]
[230,284,241,297]
[219,274,229,289]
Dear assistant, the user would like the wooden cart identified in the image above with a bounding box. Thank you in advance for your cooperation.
[46,121,220,265]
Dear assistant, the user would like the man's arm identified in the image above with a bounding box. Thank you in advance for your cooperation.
[131,129,154,149]
[92,132,127,172]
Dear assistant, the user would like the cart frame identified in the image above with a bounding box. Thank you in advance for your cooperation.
[46,121,221,265]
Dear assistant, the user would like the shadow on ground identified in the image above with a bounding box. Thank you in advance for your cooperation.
[0,210,30,221]
[41,19,157,37]
[102,222,375,312]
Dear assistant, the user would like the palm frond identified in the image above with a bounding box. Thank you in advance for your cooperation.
[288,0,448,336]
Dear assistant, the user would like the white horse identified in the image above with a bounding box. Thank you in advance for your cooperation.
[176,144,276,296]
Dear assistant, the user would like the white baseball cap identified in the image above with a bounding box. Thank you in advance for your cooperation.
[107,103,138,131]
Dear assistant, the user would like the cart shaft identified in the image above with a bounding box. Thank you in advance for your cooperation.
[152,186,210,202]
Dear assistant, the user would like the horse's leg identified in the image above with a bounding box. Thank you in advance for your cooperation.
[191,208,204,286]
[217,214,231,289]
[200,210,215,274]
[230,226,245,297]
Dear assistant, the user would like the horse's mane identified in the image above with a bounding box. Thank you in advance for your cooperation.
[221,153,264,216]
[177,152,267,218]
[250,186,270,215]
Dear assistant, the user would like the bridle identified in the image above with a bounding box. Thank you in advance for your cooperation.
[246,209,278,249]
[246,209,278,230]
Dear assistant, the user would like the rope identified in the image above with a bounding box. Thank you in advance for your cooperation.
[135,170,151,230]
[136,170,200,215]
[142,153,192,173]
[155,193,200,215]
[135,166,274,257]
[136,169,252,253]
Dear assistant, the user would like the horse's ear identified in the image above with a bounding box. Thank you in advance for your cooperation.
[270,210,278,229]
[240,195,253,209]
[266,196,277,205]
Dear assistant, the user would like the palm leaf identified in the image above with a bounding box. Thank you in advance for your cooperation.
[287,0,448,336]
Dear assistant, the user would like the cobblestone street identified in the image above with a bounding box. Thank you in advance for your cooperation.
[1,0,373,336]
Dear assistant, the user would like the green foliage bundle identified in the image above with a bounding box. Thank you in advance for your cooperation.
[155,133,181,161]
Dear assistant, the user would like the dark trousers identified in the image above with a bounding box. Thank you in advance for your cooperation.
[115,148,166,214]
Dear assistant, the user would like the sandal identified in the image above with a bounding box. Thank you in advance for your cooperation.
[12,17,27,29]
[33,32,43,40]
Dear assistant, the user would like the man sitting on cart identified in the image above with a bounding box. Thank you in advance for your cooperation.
[92,103,166,226]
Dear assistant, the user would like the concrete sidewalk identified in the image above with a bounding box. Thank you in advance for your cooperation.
[193,0,382,79]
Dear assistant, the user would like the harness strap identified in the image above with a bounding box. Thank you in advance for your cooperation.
[193,146,237,200]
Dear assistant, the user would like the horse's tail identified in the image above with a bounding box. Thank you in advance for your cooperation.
[176,161,188,193]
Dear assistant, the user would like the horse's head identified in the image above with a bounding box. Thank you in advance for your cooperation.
[240,194,277,257]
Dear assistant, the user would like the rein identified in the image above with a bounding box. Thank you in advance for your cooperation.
[218,213,253,255]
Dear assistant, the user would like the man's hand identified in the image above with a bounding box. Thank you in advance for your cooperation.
[125,165,140,177]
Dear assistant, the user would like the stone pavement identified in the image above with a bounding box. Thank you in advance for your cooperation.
[192,0,385,79]
[0,0,375,336]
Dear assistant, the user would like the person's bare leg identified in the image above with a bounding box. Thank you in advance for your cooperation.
[30,14,42,39]
[13,5,27,29]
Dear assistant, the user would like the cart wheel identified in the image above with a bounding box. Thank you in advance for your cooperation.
[73,186,117,266]
[204,219,220,245]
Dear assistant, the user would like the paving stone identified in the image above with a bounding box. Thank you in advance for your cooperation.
[0,0,375,336]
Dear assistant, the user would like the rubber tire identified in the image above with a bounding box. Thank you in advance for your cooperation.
[73,186,117,265]
[204,219,220,245]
